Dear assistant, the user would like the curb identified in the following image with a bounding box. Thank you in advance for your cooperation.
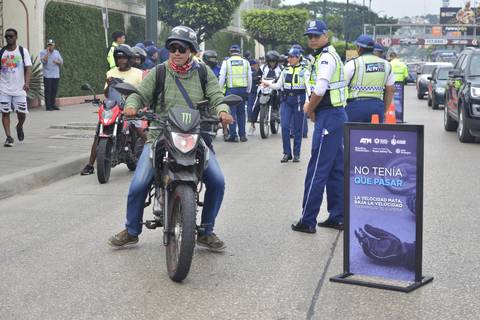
[0,153,90,200]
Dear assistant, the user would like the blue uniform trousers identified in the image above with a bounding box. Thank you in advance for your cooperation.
[125,144,225,236]
[226,88,248,138]
[281,94,305,157]
[290,113,309,137]
[345,98,384,123]
[300,107,347,227]
[247,85,258,122]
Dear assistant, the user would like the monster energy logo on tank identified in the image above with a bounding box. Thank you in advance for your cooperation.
[182,112,192,124]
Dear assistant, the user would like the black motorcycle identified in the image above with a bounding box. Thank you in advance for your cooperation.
[257,83,280,139]
[115,82,241,282]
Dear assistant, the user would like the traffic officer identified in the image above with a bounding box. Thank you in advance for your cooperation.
[262,47,310,163]
[373,43,386,59]
[345,35,395,123]
[389,51,409,84]
[291,20,348,233]
[219,44,252,142]
[292,44,310,138]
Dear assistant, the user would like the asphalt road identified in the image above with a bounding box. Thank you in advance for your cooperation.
[1,86,479,320]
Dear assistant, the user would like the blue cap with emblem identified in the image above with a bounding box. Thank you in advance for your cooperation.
[288,48,302,57]
[373,43,385,53]
[355,35,375,49]
[304,20,328,36]
[230,44,241,53]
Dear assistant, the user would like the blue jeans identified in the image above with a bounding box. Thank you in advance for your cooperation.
[226,88,248,138]
[281,94,305,157]
[300,107,347,227]
[125,144,225,236]
[345,98,384,123]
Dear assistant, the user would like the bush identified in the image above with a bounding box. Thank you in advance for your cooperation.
[126,16,146,46]
[45,2,125,97]
[205,31,256,62]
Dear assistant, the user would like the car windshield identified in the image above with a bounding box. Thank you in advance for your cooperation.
[422,65,437,74]
[437,69,451,80]
[469,55,480,75]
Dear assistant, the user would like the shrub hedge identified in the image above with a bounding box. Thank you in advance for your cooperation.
[205,31,256,62]
[45,2,125,97]
[126,16,146,46]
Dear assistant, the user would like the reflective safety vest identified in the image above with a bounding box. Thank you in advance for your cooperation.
[225,55,249,88]
[390,58,409,82]
[283,65,307,91]
[107,42,118,70]
[348,54,391,100]
[309,45,347,107]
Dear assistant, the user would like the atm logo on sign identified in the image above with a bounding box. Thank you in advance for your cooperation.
[360,138,372,145]
[182,112,192,124]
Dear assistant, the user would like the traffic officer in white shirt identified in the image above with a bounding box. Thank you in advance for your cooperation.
[291,20,348,233]
[345,35,395,123]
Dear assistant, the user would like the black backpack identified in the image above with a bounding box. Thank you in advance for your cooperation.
[0,46,26,69]
[152,62,208,112]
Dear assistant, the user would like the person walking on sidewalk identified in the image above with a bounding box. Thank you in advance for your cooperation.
[0,28,32,147]
[219,44,252,142]
[40,39,63,111]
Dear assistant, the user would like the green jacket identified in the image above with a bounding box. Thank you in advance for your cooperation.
[126,62,229,143]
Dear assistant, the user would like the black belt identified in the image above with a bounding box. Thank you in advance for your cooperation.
[347,97,383,103]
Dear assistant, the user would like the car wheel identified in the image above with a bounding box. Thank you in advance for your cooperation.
[457,104,475,143]
[444,102,458,132]
[428,95,432,107]
[417,91,424,100]
[432,95,439,110]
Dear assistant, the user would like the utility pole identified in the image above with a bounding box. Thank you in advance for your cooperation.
[323,0,327,21]
[146,0,158,45]
[345,0,350,60]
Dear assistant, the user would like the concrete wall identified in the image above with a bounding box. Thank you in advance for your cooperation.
[3,0,145,56]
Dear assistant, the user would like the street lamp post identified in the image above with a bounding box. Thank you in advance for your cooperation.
[345,0,350,60]
[146,0,158,45]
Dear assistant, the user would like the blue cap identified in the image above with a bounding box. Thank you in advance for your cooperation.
[146,45,158,56]
[230,44,241,52]
[291,44,304,53]
[355,35,375,49]
[143,40,155,47]
[135,42,146,50]
[373,43,385,53]
[249,59,258,66]
[288,48,302,57]
[304,20,328,36]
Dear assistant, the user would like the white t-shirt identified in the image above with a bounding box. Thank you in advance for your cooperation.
[0,46,32,97]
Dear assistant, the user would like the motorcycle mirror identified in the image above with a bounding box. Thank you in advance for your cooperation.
[81,83,93,92]
[113,83,141,97]
[222,94,243,107]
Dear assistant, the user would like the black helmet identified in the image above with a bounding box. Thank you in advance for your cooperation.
[132,46,147,62]
[279,54,288,64]
[165,26,199,53]
[113,44,133,66]
[265,50,280,63]
[203,50,218,64]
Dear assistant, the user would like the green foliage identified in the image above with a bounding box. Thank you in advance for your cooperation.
[242,8,309,49]
[27,56,43,101]
[126,16,146,46]
[45,2,125,97]
[158,0,243,42]
[331,41,356,60]
[205,31,256,62]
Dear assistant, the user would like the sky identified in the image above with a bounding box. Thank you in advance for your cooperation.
[282,0,476,18]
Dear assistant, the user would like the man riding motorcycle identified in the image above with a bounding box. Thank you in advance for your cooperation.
[202,50,220,78]
[108,26,233,251]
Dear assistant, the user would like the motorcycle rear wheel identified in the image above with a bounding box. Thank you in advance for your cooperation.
[259,105,270,139]
[96,138,112,184]
[166,184,197,282]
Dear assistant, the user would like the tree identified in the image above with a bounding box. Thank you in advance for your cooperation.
[158,0,242,42]
[242,8,310,49]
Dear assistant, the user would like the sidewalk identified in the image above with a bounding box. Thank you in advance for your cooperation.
[0,104,98,199]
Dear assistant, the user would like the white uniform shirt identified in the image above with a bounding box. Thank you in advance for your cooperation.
[312,51,337,97]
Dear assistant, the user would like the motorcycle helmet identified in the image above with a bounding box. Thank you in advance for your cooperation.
[203,50,218,68]
[165,26,200,53]
[132,46,147,62]
[113,44,133,67]
[265,50,280,63]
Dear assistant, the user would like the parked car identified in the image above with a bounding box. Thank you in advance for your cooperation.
[444,47,480,142]
[416,62,452,99]
[427,66,453,109]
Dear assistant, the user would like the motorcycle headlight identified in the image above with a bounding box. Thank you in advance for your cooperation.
[471,87,480,98]
[171,132,199,154]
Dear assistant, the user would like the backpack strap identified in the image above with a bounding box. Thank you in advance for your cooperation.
[0,47,6,68]
[198,63,208,98]
[153,64,166,113]
[19,46,25,67]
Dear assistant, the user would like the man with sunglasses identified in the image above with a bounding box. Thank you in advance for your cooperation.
[291,20,348,233]
[219,44,252,142]
[0,28,32,147]
[108,26,234,252]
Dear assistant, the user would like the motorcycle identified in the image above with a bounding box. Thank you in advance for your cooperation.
[114,82,242,282]
[257,82,280,139]
[81,79,145,184]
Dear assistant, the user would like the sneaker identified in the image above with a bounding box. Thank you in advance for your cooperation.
[318,220,344,231]
[197,233,226,252]
[240,136,248,142]
[248,126,256,136]
[80,164,94,175]
[225,136,239,143]
[293,155,300,163]
[16,125,24,141]
[108,229,139,247]
[4,136,14,147]
[52,106,60,110]
[291,221,316,234]
[281,154,292,163]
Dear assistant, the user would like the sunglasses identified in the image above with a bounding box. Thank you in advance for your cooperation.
[168,45,188,54]
[4,35,15,39]
[307,34,322,40]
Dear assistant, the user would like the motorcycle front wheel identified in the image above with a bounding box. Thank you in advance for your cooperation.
[259,105,270,139]
[96,138,112,184]
[166,184,197,282]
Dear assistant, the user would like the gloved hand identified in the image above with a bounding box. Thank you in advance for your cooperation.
[355,224,415,270]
